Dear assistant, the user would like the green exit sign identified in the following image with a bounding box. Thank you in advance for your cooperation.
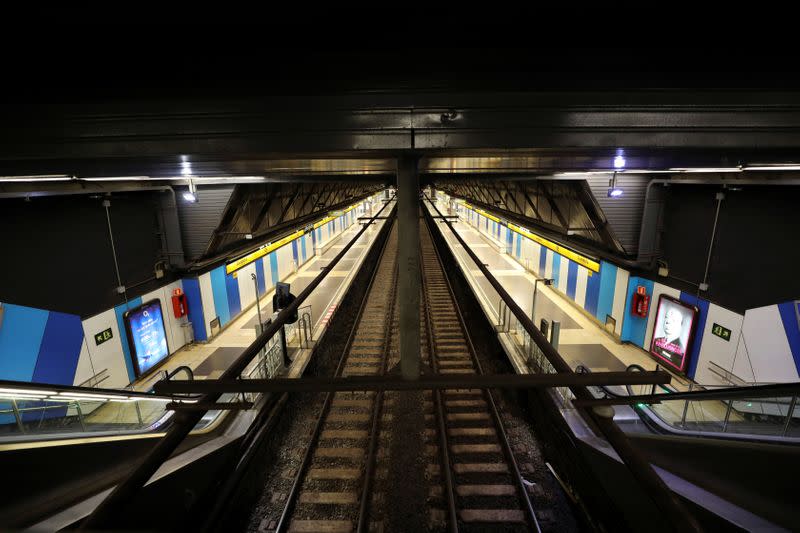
[711,323,732,342]
[94,328,113,346]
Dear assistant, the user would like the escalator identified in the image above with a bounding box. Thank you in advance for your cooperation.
[576,364,800,530]
[0,344,278,528]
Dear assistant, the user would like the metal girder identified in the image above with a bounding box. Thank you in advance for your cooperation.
[153,371,671,395]
[575,180,625,253]
[199,181,384,259]
[276,184,302,224]
[538,181,569,228]
[250,184,279,233]
[6,91,800,162]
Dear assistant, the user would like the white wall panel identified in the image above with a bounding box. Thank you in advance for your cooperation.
[643,282,682,350]
[693,303,745,385]
[545,250,553,279]
[611,268,630,336]
[81,309,129,388]
[72,339,94,386]
[575,267,589,308]
[277,245,294,280]
[198,272,216,338]
[735,305,798,383]
[529,241,542,275]
[237,262,257,311]
[557,258,569,292]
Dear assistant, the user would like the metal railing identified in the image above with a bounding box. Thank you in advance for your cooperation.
[576,364,800,441]
[0,380,203,442]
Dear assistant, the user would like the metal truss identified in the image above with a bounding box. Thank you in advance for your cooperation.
[434,177,625,254]
[202,180,386,258]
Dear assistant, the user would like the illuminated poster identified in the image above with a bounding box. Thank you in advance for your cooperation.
[649,295,699,373]
[124,299,170,376]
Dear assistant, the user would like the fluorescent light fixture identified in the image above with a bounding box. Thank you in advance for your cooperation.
[0,387,57,396]
[613,155,626,169]
[81,176,151,181]
[0,174,74,182]
[744,165,800,171]
[669,167,743,173]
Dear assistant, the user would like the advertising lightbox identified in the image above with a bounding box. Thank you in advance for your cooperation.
[648,295,699,373]
[124,299,170,377]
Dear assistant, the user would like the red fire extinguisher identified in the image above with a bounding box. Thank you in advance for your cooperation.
[631,286,649,318]
[172,288,188,318]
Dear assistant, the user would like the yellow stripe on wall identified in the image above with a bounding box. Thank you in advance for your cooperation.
[225,199,366,275]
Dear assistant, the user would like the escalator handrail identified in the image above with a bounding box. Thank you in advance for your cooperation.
[0,378,176,401]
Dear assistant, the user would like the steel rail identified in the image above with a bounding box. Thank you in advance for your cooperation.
[80,197,396,530]
[420,224,459,533]
[275,214,397,533]
[356,243,398,533]
[423,196,703,532]
[422,208,542,533]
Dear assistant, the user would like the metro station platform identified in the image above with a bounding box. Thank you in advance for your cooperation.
[132,199,394,392]
[429,196,687,386]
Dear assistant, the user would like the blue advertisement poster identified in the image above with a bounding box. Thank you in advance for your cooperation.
[124,299,170,376]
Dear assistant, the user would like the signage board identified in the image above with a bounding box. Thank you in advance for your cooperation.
[94,327,113,346]
[648,295,699,373]
[123,299,170,377]
[711,323,732,341]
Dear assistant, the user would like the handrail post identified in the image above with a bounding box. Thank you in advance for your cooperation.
[11,399,25,433]
[75,402,87,432]
[782,395,797,437]
[722,399,733,432]
[681,383,692,428]
[134,399,143,425]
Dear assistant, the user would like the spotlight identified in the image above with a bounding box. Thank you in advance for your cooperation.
[183,179,198,203]
[607,172,623,197]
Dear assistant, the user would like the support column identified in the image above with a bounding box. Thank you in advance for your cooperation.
[397,155,420,380]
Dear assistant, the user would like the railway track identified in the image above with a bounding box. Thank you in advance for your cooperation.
[266,212,544,533]
[276,223,398,533]
[420,216,542,533]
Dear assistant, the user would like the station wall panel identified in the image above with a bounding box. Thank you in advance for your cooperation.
[679,292,710,379]
[182,277,207,342]
[584,268,601,317]
[277,245,294,280]
[72,341,94,386]
[198,272,217,338]
[255,257,266,295]
[610,268,629,337]
[557,255,569,293]
[777,301,800,374]
[209,266,230,327]
[269,253,279,287]
[0,303,49,381]
[574,266,589,308]
[81,308,129,388]
[31,311,84,385]
[595,262,618,327]
[225,271,242,318]
[736,304,799,382]
[692,303,745,384]
[236,262,257,312]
